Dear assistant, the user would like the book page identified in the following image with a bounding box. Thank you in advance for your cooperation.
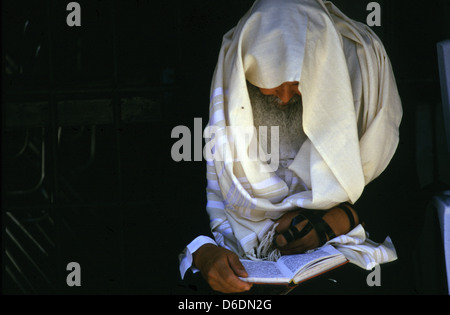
[278,245,342,275]
[239,260,291,283]
[239,245,345,284]
[292,256,348,284]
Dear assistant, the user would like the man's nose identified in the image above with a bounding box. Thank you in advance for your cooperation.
[275,86,297,104]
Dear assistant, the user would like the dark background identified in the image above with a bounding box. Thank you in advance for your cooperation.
[2,0,450,294]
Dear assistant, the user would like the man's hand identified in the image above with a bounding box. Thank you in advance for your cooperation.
[273,210,319,254]
[193,244,253,293]
[274,206,359,255]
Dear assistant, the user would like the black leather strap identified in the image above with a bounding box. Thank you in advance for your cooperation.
[277,205,358,248]
[301,211,336,246]
[281,211,336,247]
[339,203,356,230]
[281,213,312,243]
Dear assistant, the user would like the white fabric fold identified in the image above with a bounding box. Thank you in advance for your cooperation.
[178,225,398,278]
[326,225,398,270]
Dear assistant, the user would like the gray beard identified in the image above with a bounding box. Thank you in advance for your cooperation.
[247,81,307,161]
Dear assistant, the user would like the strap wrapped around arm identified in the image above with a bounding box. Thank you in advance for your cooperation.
[282,211,337,247]
[339,203,357,230]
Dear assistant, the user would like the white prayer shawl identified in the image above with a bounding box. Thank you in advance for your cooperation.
[205,0,402,264]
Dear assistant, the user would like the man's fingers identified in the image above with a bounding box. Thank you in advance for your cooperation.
[206,251,252,293]
[274,219,308,247]
[226,254,253,292]
[274,233,288,247]
[220,272,253,293]
[209,270,252,293]
[228,254,248,278]
[278,234,319,255]
[195,245,253,293]
[275,210,300,233]
[275,224,319,254]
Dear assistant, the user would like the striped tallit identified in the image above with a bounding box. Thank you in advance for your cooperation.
[204,0,402,265]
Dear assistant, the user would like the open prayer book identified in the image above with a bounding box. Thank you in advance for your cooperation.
[239,245,348,286]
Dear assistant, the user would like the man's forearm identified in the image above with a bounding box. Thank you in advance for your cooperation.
[179,235,217,279]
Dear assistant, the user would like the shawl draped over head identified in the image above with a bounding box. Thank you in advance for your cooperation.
[204,0,402,262]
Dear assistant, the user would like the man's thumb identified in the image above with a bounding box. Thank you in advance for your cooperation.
[228,254,248,277]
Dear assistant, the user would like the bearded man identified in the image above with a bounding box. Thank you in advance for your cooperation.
[179,0,402,293]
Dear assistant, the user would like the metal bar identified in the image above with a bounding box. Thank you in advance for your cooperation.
[73,125,96,171]
[5,250,38,294]
[5,96,162,129]
[6,129,30,158]
[46,0,63,292]
[6,228,51,284]
[7,128,45,195]
[3,85,178,100]
[35,221,55,248]
[5,265,28,294]
[6,212,48,256]
[4,199,158,213]
[111,0,125,293]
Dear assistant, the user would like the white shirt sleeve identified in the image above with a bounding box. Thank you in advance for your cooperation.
[178,162,236,280]
[179,235,217,279]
